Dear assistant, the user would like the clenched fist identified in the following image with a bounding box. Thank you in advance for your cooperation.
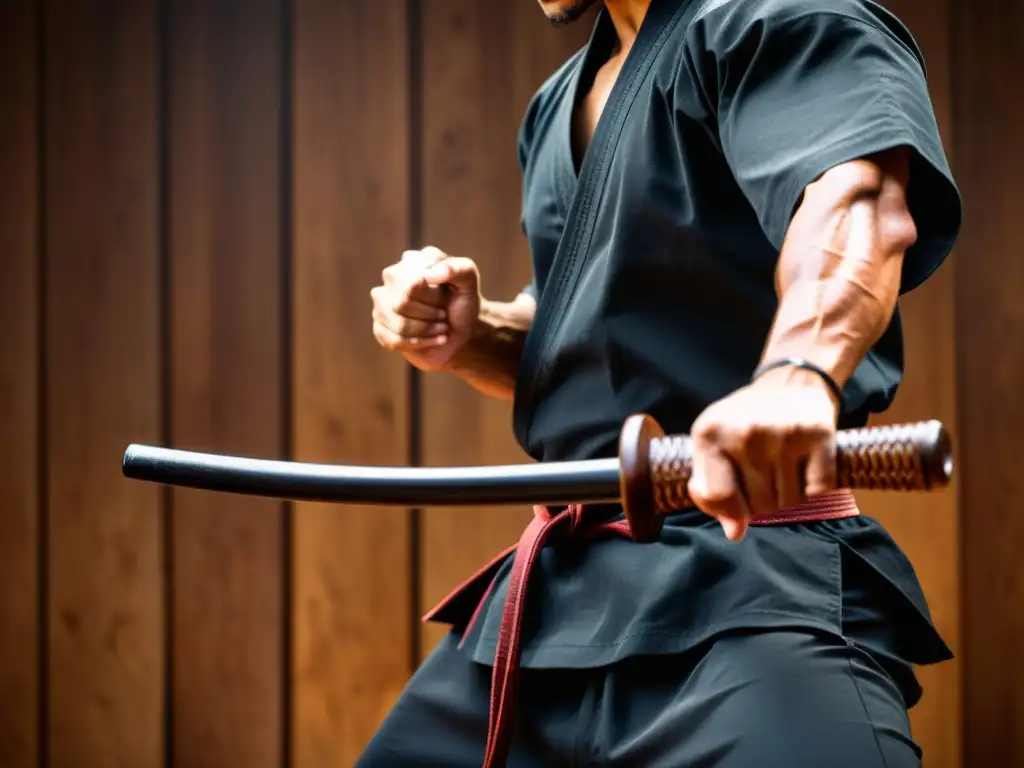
[687,366,841,541]
[371,246,481,372]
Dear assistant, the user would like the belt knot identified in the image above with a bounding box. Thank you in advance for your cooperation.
[532,503,586,532]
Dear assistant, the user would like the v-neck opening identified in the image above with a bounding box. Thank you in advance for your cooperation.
[564,9,618,180]
[513,0,697,453]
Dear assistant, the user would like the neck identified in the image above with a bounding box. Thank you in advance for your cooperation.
[603,0,650,50]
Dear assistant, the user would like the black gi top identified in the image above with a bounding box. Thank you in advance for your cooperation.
[434,0,962,708]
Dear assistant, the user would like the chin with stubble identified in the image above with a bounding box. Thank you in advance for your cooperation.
[538,0,602,25]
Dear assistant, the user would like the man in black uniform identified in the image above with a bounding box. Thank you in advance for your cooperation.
[364,0,961,765]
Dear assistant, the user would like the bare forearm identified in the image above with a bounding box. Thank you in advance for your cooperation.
[757,148,918,398]
[447,293,536,400]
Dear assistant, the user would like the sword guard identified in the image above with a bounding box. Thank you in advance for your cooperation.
[618,415,954,543]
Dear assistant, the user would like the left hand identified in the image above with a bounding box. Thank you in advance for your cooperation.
[687,367,841,541]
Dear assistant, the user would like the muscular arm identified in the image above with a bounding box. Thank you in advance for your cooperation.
[447,292,536,401]
[687,147,921,539]
[753,147,918,399]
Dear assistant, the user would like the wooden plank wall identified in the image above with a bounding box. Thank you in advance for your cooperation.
[953,0,1024,764]
[860,1,960,763]
[0,3,40,765]
[292,3,412,765]
[418,1,593,654]
[0,1,1019,766]
[45,2,165,766]
[166,1,286,765]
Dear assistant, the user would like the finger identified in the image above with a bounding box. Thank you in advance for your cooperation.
[372,286,448,322]
[371,286,447,322]
[803,436,838,498]
[423,257,478,293]
[382,247,447,288]
[401,246,447,266]
[732,434,780,521]
[688,446,752,542]
[394,297,448,323]
[735,462,777,521]
[404,278,449,308]
[373,321,447,351]
[774,454,807,510]
[382,273,448,309]
[372,305,448,338]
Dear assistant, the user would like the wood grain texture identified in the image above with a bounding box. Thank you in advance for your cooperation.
[44,1,165,764]
[167,1,285,765]
[952,1,1024,763]
[292,1,412,762]
[418,1,594,655]
[0,3,39,766]
[852,2,961,765]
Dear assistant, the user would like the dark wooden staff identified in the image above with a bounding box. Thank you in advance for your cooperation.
[122,415,952,541]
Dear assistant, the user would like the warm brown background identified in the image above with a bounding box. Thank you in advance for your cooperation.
[0,0,1018,766]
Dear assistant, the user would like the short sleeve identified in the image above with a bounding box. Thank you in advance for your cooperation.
[692,5,962,294]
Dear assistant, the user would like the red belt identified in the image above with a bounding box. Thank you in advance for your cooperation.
[422,491,860,768]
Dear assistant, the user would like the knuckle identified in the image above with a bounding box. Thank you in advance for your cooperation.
[691,417,720,446]
[395,316,419,335]
[700,487,736,508]
[786,421,833,450]
[738,423,769,450]
[391,295,414,315]
[689,479,733,509]
[784,420,814,440]
[808,421,835,441]
[396,280,420,302]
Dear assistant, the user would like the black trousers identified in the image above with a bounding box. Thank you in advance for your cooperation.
[356,628,921,767]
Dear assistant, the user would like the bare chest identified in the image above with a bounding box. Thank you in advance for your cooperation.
[572,53,627,166]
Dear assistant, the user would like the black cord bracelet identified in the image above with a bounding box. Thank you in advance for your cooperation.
[751,357,845,410]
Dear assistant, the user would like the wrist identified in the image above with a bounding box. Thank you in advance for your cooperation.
[751,358,844,416]
[445,300,515,374]
[444,319,486,375]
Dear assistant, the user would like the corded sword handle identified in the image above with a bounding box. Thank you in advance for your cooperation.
[618,415,953,542]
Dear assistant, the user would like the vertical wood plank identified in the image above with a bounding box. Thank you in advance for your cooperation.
[0,3,39,766]
[856,2,960,764]
[952,1,1024,763]
[44,0,164,765]
[418,3,595,654]
[167,0,285,765]
[292,2,412,762]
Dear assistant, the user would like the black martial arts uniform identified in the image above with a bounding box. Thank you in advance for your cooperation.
[358,0,962,765]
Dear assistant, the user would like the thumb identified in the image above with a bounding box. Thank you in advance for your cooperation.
[718,515,748,542]
[423,257,478,293]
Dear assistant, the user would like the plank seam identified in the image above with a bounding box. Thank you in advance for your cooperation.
[36,2,49,765]
[156,0,174,764]
[406,0,424,673]
[279,0,296,764]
